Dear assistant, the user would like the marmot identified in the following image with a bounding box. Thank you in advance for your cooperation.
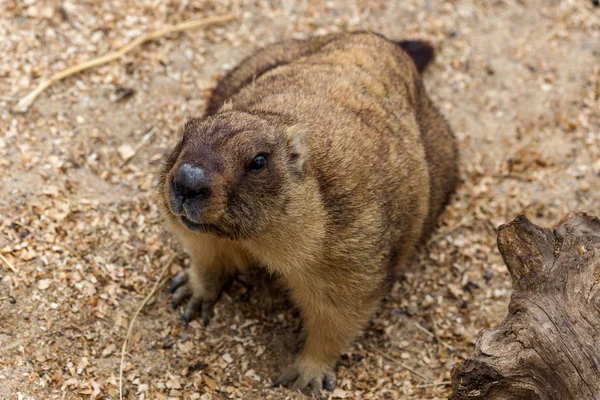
[159,32,458,394]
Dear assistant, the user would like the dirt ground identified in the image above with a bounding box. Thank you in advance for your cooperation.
[1,0,599,399]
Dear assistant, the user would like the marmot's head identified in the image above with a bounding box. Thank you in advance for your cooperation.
[159,112,307,240]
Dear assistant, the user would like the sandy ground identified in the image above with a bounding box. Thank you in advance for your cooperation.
[1,0,599,399]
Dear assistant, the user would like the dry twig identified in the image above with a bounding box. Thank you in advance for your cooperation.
[417,381,451,389]
[12,14,236,113]
[414,321,435,338]
[0,253,19,273]
[427,214,474,246]
[119,254,175,400]
[414,321,454,352]
[374,349,430,381]
[121,127,157,166]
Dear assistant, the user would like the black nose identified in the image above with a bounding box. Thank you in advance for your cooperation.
[172,163,211,202]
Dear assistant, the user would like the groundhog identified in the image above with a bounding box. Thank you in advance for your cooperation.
[159,32,458,394]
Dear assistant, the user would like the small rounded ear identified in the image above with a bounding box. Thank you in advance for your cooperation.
[219,100,233,112]
[286,125,308,174]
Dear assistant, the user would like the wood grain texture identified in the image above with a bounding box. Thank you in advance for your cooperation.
[451,212,600,400]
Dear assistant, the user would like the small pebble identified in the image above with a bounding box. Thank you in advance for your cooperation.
[422,294,435,308]
[162,337,173,349]
[23,312,30,320]
[463,281,480,293]
[406,303,418,316]
[180,333,188,342]
[453,326,467,338]
[483,271,493,283]
[9,296,16,304]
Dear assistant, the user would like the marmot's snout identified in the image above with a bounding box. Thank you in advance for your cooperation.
[170,163,212,222]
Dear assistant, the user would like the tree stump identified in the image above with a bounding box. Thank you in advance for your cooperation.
[450,212,600,400]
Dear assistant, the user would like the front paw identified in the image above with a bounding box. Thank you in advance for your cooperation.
[273,360,336,395]
[170,271,216,326]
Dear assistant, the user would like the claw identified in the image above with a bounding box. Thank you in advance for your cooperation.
[291,374,312,391]
[171,285,192,309]
[323,372,336,391]
[169,269,225,326]
[183,296,202,323]
[273,368,299,387]
[274,364,336,394]
[170,271,188,293]
[310,376,323,394]
[202,300,215,326]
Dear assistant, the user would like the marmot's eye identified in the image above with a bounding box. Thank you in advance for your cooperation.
[249,154,267,171]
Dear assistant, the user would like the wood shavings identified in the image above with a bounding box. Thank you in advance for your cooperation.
[373,349,430,381]
[11,14,236,113]
[119,254,174,400]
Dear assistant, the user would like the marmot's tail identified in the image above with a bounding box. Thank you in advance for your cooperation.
[396,40,435,73]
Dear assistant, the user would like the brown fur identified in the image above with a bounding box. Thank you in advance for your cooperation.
[159,32,458,394]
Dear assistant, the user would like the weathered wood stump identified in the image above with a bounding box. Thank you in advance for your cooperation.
[450,212,600,400]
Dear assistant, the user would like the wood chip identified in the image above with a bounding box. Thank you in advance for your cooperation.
[38,279,52,290]
[118,144,135,162]
[203,376,217,391]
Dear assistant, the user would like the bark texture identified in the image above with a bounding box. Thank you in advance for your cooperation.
[450,212,600,400]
